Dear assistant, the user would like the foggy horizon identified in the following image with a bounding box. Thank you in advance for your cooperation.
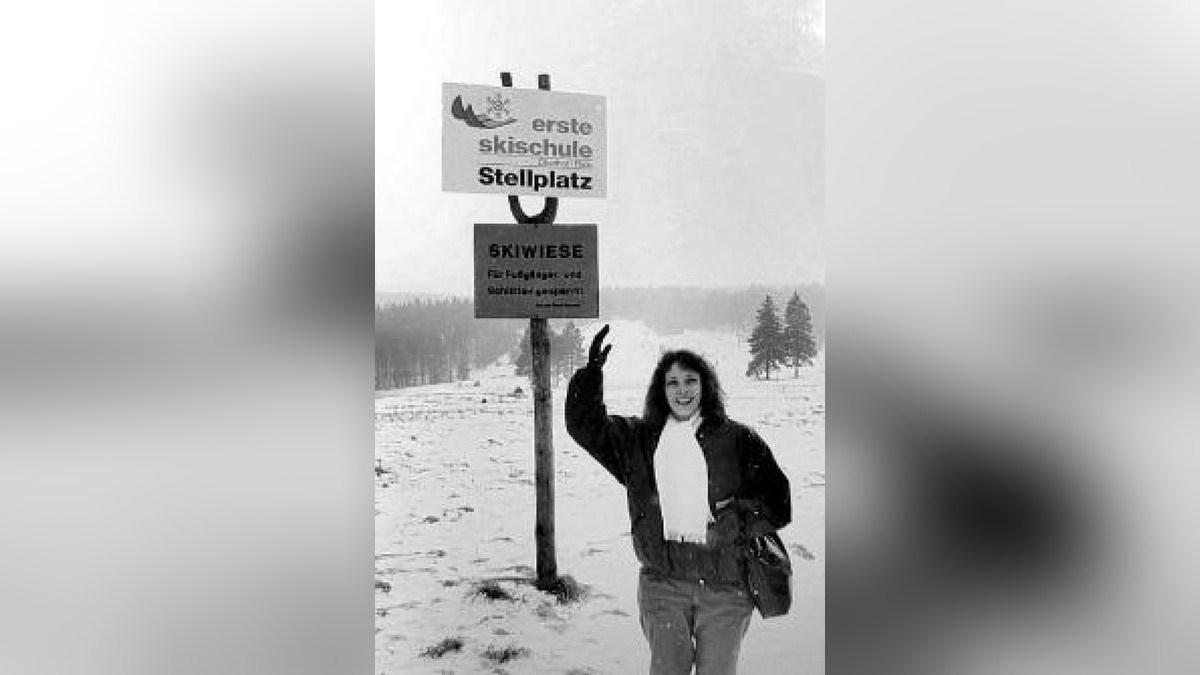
[376,0,825,296]
[376,279,825,299]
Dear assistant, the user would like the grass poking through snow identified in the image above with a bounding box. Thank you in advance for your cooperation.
[471,575,590,604]
[420,637,464,658]
[537,574,589,605]
[474,580,517,601]
[482,644,530,664]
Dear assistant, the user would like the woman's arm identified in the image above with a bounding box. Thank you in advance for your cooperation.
[565,364,639,485]
[738,427,792,536]
[563,325,640,485]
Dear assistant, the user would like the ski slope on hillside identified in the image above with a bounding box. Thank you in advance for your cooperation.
[375,323,824,673]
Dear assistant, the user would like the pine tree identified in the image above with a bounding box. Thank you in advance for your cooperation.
[513,327,532,377]
[553,322,584,384]
[746,294,786,380]
[782,292,818,377]
[515,323,582,385]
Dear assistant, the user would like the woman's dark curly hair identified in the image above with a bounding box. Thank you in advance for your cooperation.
[642,349,727,430]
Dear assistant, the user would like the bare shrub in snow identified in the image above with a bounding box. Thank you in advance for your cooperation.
[420,636,465,658]
[482,644,530,664]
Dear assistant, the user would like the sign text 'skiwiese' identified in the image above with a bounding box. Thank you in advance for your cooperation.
[474,224,599,319]
[443,83,607,198]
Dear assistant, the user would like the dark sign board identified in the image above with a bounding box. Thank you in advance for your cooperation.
[474,223,599,319]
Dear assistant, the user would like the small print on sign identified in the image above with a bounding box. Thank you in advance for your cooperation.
[443,83,607,199]
[474,224,599,319]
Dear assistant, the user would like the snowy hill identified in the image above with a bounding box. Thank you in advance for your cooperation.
[375,323,824,673]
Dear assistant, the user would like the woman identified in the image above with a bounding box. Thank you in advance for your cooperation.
[565,324,791,675]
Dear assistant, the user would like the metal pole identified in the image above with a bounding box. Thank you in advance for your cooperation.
[500,71,558,587]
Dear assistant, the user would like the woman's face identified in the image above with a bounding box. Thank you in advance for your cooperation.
[664,362,703,421]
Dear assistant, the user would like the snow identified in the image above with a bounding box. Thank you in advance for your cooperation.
[376,322,824,673]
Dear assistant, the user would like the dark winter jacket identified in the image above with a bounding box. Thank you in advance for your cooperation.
[565,365,791,587]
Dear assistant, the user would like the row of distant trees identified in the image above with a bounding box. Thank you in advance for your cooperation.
[375,298,520,389]
[512,322,586,387]
[603,285,824,336]
[746,293,818,379]
[375,287,823,390]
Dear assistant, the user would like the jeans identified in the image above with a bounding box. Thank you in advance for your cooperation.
[637,568,755,675]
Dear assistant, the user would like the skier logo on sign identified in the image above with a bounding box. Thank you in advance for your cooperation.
[450,93,517,129]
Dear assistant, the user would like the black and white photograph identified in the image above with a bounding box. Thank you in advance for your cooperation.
[12,1,1200,674]
[376,1,825,672]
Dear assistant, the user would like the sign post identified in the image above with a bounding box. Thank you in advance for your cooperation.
[445,70,604,591]
[508,72,556,590]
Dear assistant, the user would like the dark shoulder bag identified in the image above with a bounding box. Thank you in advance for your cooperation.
[739,509,793,618]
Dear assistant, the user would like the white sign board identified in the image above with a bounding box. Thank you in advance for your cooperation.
[443,83,607,198]
[474,224,599,319]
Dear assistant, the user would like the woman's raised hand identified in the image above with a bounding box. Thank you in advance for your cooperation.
[588,324,612,369]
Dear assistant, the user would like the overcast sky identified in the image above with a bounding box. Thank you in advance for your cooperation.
[376,0,824,295]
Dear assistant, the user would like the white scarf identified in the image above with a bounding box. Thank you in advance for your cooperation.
[653,414,711,544]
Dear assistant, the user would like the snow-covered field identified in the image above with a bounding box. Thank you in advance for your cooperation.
[375,322,824,673]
